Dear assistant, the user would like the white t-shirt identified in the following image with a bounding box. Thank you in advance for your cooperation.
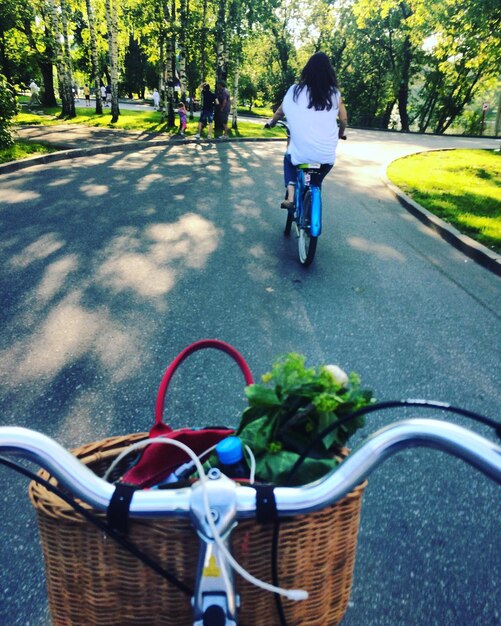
[282,84,340,165]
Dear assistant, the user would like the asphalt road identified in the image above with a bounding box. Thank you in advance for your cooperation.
[0,131,500,625]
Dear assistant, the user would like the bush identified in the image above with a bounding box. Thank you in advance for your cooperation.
[457,109,482,135]
[0,75,18,148]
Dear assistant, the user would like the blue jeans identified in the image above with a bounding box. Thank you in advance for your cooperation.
[283,153,333,188]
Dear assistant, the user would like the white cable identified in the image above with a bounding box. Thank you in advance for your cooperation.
[243,444,256,484]
[103,437,217,482]
[104,436,308,601]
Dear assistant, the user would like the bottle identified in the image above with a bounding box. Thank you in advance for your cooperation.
[215,436,249,479]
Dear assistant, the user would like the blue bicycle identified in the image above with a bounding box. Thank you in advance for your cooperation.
[268,120,329,267]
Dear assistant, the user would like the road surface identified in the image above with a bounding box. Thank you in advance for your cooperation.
[0,131,499,625]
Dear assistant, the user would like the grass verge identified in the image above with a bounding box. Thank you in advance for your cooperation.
[14,104,280,138]
[387,149,501,254]
[1,104,283,163]
[0,139,58,164]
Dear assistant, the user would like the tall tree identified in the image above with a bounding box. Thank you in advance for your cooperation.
[47,0,75,117]
[104,0,120,122]
[84,0,103,114]
[177,0,188,98]
[215,0,228,83]
[60,0,76,117]
[351,0,417,131]
[414,0,501,132]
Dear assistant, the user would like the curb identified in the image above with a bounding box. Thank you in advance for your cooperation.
[0,135,285,175]
[383,175,501,277]
[0,139,171,174]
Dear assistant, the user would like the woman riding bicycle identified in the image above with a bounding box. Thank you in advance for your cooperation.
[267,52,348,209]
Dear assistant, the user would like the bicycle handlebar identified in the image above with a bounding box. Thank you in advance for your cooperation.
[265,119,346,140]
[1,419,499,518]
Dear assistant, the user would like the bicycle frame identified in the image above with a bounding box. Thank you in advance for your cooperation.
[1,419,500,626]
[295,165,322,238]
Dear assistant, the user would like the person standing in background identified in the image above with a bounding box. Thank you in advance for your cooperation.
[153,88,160,111]
[194,83,218,140]
[29,79,40,106]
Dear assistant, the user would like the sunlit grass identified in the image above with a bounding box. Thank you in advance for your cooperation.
[14,102,286,141]
[0,139,58,164]
[387,149,501,253]
[5,103,284,164]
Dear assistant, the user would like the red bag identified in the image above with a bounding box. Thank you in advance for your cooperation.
[121,339,254,488]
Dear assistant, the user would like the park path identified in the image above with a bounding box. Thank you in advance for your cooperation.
[12,123,501,274]
[0,132,500,626]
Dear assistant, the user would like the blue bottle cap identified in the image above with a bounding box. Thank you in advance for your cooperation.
[216,437,244,465]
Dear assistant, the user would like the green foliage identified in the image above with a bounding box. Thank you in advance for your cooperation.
[122,34,148,99]
[238,74,258,109]
[0,75,18,148]
[2,0,499,135]
[235,353,374,485]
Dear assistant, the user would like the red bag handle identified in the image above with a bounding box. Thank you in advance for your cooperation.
[154,339,254,426]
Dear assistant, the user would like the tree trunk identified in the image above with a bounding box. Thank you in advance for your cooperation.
[200,0,208,80]
[231,68,239,130]
[396,35,411,132]
[166,36,176,127]
[381,99,396,129]
[46,0,72,118]
[84,0,103,114]
[215,0,227,83]
[39,59,58,107]
[418,79,440,134]
[495,90,501,137]
[105,0,120,122]
[60,0,76,118]
[178,0,187,100]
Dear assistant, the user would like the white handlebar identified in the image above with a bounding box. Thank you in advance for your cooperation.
[0,419,499,518]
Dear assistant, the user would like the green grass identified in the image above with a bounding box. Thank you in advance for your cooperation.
[387,149,501,254]
[2,103,284,163]
[237,105,274,118]
[0,139,58,164]
[14,103,283,138]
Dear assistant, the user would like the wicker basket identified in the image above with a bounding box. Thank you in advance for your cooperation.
[29,433,366,626]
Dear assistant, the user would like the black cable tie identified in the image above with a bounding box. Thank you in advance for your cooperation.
[254,484,278,524]
[107,483,137,534]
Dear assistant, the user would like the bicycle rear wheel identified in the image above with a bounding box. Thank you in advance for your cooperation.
[298,189,317,266]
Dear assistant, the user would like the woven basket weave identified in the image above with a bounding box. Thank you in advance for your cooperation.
[29,433,366,626]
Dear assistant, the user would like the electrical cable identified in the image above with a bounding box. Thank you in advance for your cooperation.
[270,399,501,626]
[133,437,307,601]
[288,399,501,483]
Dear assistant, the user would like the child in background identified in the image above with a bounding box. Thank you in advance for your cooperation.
[152,88,160,110]
[178,101,187,136]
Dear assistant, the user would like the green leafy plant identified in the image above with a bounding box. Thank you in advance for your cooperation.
[236,353,374,486]
[0,74,18,149]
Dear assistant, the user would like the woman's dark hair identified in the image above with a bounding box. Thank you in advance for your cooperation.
[293,52,339,111]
